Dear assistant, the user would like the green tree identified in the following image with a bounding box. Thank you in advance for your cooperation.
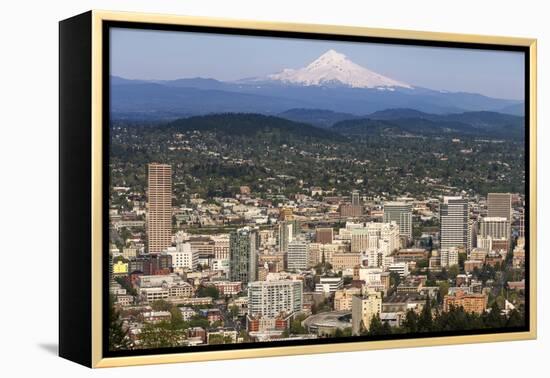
[418,297,433,332]
[402,309,419,333]
[290,314,307,334]
[483,302,504,328]
[170,306,186,329]
[114,276,137,296]
[389,271,401,291]
[108,297,131,351]
[138,322,183,349]
[189,315,210,329]
[437,281,450,304]
[368,314,391,336]
[208,334,229,345]
[448,265,460,279]
[506,309,525,328]
[151,300,172,312]
[196,286,220,299]
[229,305,240,319]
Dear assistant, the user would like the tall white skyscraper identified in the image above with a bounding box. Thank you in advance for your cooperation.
[440,196,469,251]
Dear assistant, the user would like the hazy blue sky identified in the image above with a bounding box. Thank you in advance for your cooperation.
[110,28,525,100]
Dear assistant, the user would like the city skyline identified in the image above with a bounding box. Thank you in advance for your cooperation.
[109,155,526,351]
[107,26,527,353]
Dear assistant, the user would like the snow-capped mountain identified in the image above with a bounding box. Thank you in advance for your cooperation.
[266,49,412,89]
[110,50,523,119]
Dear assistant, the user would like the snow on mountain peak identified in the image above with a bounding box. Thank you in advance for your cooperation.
[268,49,412,89]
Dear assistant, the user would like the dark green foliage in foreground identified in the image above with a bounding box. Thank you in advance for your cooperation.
[108,297,131,351]
[138,322,185,349]
[365,302,525,337]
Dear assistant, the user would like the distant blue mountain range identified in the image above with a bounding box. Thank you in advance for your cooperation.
[110,75,524,122]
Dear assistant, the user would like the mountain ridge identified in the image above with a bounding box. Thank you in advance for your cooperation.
[110,50,523,118]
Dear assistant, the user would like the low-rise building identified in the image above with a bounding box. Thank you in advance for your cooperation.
[388,262,409,278]
[315,276,343,294]
[331,252,361,271]
[207,281,242,296]
[178,307,197,321]
[464,259,484,273]
[443,290,487,314]
[393,248,429,263]
[333,287,362,311]
[142,310,172,323]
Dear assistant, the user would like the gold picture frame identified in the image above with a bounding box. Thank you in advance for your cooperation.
[59,10,537,368]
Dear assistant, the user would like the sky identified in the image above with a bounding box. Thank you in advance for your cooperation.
[110,27,525,100]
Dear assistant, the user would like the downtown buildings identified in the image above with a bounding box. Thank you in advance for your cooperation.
[109,158,522,348]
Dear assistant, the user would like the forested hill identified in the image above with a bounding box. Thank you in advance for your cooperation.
[331,110,524,139]
[110,111,525,198]
[164,113,344,141]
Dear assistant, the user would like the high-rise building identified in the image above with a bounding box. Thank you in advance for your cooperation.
[487,193,512,240]
[487,193,512,221]
[339,190,363,218]
[479,217,511,239]
[468,219,478,251]
[229,227,259,284]
[519,208,525,238]
[248,280,303,317]
[440,196,469,251]
[287,240,309,271]
[351,190,361,206]
[352,290,382,335]
[147,163,172,254]
[277,220,299,252]
[383,202,413,239]
[350,222,400,254]
[316,227,334,244]
[211,234,230,260]
[479,217,511,253]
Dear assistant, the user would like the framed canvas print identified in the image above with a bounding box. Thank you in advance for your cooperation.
[59,10,537,368]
